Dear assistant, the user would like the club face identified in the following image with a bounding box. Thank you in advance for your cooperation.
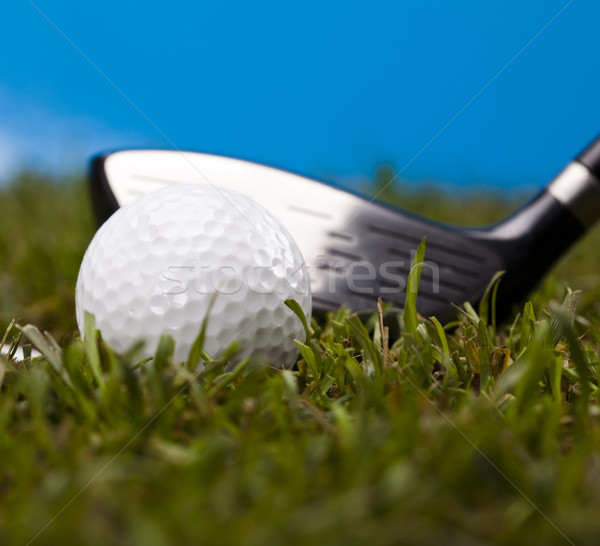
[91,150,508,322]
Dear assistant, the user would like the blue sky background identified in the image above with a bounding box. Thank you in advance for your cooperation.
[1,0,599,192]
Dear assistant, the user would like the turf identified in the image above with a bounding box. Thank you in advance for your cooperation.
[1,173,600,545]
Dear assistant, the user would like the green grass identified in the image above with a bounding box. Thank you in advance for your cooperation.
[1,174,600,545]
[0,173,95,336]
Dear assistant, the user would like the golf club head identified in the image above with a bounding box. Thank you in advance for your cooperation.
[89,136,600,323]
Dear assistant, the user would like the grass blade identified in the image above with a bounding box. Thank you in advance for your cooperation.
[402,238,426,335]
[83,312,104,388]
[285,298,310,341]
[19,324,72,388]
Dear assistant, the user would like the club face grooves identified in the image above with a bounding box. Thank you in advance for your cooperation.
[309,199,506,321]
[367,222,490,264]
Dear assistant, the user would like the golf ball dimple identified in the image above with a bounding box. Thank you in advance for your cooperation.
[75,183,311,366]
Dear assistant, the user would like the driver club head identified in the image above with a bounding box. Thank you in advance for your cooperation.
[89,135,600,323]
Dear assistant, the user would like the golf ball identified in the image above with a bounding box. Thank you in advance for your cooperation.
[75,183,311,366]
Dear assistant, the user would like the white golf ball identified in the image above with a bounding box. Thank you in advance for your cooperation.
[75,183,311,366]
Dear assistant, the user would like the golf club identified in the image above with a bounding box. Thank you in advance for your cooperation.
[89,135,600,323]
